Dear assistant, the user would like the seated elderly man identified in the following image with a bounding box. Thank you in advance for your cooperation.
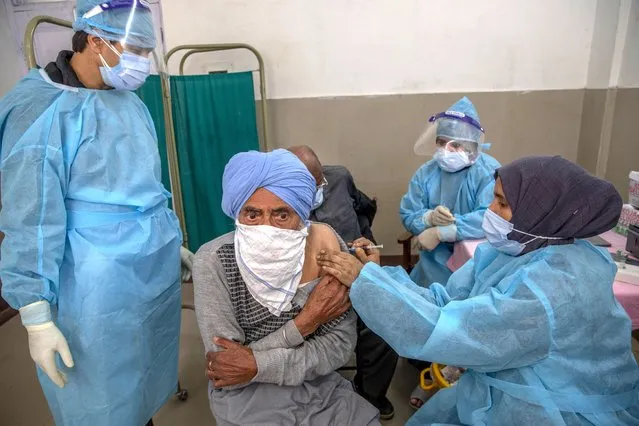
[193,149,380,425]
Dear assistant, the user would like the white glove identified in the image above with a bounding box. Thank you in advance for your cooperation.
[180,246,195,282]
[25,322,74,388]
[429,206,455,226]
[417,227,441,251]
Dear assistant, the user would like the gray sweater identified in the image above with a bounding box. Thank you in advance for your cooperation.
[193,230,356,388]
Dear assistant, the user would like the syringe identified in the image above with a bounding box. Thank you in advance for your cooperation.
[348,244,384,252]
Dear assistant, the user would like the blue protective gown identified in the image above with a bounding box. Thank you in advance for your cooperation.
[0,69,182,426]
[400,154,500,287]
[351,240,639,425]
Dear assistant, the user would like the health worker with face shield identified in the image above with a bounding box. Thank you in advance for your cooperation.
[318,156,639,425]
[0,1,193,425]
[400,97,500,287]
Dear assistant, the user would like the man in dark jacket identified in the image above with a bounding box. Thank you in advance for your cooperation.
[289,146,398,420]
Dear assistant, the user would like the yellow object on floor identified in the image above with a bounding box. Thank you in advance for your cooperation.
[420,363,452,391]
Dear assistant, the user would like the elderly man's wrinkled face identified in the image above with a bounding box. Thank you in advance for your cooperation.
[239,188,303,230]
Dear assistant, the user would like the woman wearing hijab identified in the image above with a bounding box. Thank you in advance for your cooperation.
[318,156,639,425]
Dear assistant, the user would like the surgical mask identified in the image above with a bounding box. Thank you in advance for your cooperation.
[313,187,325,210]
[99,43,151,91]
[482,209,562,256]
[234,221,308,316]
[434,148,471,173]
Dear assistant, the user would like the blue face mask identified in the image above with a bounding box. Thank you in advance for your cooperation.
[434,148,471,173]
[312,187,324,210]
[99,51,151,91]
[482,209,525,256]
[482,209,562,256]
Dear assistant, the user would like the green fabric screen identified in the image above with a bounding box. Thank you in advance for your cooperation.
[137,72,260,251]
[136,76,171,191]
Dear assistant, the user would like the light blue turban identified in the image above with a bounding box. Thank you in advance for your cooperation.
[222,149,316,221]
[437,96,483,143]
[73,0,156,49]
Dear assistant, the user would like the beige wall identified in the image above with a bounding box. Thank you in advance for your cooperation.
[605,88,639,201]
[576,87,639,202]
[577,89,607,174]
[264,90,585,255]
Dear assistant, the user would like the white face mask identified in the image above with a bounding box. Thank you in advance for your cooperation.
[434,148,471,173]
[234,221,308,316]
[312,187,325,210]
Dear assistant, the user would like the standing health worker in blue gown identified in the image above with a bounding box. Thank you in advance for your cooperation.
[0,1,193,425]
[319,156,639,425]
[400,97,500,287]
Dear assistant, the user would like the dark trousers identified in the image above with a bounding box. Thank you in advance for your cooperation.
[354,318,398,403]
[408,359,431,372]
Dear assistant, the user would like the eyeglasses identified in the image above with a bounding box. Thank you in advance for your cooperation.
[317,176,328,189]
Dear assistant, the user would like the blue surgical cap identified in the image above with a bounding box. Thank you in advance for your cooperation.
[222,149,316,221]
[437,96,483,143]
[73,0,156,49]
[448,96,479,121]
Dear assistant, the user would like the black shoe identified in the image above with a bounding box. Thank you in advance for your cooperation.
[376,397,395,421]
[353,382,395,421]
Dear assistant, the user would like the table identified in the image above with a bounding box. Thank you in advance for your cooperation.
[446,230,639,331]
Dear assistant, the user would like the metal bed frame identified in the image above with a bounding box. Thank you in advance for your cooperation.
[165,43,269,152]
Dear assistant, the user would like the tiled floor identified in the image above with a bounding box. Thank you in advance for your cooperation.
[1,285,638,426]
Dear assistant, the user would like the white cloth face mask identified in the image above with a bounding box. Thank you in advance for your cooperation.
[234,221,309,316]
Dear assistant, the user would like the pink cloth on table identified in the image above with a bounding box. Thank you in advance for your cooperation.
[446,230,639,330]
[447,239,484,272]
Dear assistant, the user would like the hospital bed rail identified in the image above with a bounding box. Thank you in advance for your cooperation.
[165,43,269,151]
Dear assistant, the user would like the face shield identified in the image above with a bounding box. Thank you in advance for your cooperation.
[413,111,485,163]
[73,0,165,90]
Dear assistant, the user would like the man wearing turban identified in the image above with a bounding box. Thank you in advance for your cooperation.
[193,149,380,425]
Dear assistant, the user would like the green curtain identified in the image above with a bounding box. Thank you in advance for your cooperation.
[136,75,171,191]
[137,72,260,251]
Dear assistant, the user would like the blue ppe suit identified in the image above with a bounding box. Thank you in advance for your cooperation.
[351,240,639,425]
[400,153,500,286]
[0,69,182,425]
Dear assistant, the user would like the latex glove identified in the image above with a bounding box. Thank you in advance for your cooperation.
[429,206,455,226]
[417,227,440,251]
[25,322,74,388]
[180,246,195,282]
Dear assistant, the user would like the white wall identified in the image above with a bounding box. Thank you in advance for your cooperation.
[586,0,639,89]
[585,0,621,88]
[163,0,597,99]
[0,2,24,98]
[618,0,639,87]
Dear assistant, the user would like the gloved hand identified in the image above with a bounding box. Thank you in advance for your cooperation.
[180,246,195,282]
[429,206,455,226]
[417,227,441,251]
[25,322,74,388]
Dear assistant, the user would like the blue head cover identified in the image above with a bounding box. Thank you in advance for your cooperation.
[448,96,479,121]
[73,0,156,49]
[437,96,483,143]
[222,149,316,221]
